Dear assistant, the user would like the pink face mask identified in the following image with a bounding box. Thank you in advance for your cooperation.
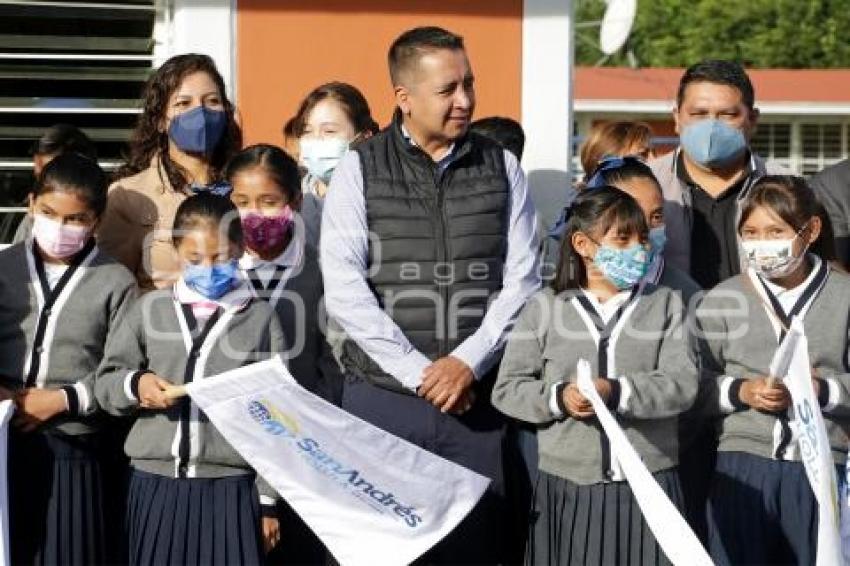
[32,214,92,259]
[240,207,295,254]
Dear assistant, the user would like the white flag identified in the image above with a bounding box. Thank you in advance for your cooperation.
[0,400,14,566]
[576,360,713,566]
[185,357,490,566]
[779,318,843,566]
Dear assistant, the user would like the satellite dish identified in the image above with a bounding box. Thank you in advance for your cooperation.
[599,0,637,55]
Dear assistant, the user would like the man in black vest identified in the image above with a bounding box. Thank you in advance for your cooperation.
[321,26,540,563]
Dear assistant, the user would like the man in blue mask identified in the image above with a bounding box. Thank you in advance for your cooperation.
[649,60,790,289]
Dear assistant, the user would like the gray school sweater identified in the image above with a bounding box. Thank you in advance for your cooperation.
[492,284,698,485]
[241,244,344,403]
[0,240,137,435]
[697,264,850,465]
[95,287,286,501]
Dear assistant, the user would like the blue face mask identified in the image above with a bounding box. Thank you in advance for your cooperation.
[680,118,747,169]
[648,225,667,261]
[168,106,226,155]
[593,243,650,290]
[184,260,238,300]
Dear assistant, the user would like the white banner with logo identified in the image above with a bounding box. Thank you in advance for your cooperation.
[775,318,843,566]
[0,400,14,566]
[185,357,490,566]
[576,359,713,566]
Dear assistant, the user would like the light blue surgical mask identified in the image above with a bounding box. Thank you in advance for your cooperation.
[680,118,747,169]
[648,225,667,261]
[184,260,239,300]
[300,137,349,184]
[593,243,650,290]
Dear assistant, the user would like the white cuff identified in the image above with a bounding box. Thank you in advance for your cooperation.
[259,495,276,506]
[123,371,140,404]
[398,351,432,393]
[719,376,736,414]
[59,388,70,411]
[451,338,488,381]
[824,378,841,412]
[73,382,94,415]
[617,377,632,414]
[549,382,565,418]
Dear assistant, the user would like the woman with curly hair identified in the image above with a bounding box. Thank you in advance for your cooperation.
[98,53,242,291]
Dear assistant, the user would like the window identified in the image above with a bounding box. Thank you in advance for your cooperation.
[751,123,792,170]
[751,121,848,176]
[800,123,843,176]
[0,0,162,243]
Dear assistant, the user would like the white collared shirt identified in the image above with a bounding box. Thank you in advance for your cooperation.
[173,277,252,325]
[579,288,633,324]
[757,255,823,315]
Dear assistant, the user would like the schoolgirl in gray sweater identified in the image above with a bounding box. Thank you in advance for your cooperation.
[493,186,698,565]
[697,175,850,565]
[95,194,286,565]
[226,144,344,562]
[0,154,137,564]
[226,144,343,403]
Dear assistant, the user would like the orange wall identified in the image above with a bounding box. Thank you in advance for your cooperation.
[236,0,523,147]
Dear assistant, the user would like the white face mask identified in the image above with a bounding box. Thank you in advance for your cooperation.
[32,214,92,259]
[299,137,349,185]
[741,235,807,279]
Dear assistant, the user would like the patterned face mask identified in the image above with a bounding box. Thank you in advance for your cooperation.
[741,230,808,280]
[592,242,650,290]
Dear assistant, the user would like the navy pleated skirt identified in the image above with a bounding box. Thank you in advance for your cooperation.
[527,468,683,566]
[127,469,263,566]
[8,430,109,565]
[706,451,827,566]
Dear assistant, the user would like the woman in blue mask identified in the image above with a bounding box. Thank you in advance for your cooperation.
[493,186,699,565]
[96,193,286,565]
[283,82,378,246]
[98,54,242,292]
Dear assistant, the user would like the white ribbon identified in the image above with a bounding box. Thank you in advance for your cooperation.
[576,359,713,566]
[778,318,843,566]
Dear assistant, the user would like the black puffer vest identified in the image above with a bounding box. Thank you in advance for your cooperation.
[338,116,510,393]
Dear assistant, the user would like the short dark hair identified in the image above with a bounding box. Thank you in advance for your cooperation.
[32,124,97,160]
[676,60,755,110]
[172,192,243,248]
[34,153,108,217]
[470,117,525,160]
[224,144,302,204]
[551,186,648,293]
[388,26,465,86]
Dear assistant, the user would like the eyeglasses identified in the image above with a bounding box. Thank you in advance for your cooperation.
[584,154,647,190]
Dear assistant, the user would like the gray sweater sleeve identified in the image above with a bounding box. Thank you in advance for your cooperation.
[491,294,556,424]
[693,295,735,416]
[94,301,147,416]
[68,276,138,417]
[820,334,850,417]
[616,306,699,420]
